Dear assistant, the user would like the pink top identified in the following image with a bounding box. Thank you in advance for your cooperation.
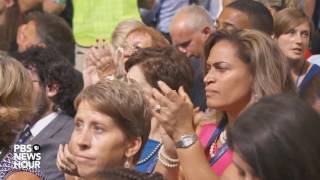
[199,123,233,176]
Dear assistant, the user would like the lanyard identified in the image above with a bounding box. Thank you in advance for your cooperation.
[206,115,228,166]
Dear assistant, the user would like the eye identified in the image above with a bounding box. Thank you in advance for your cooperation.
[301,31,310,38]
[94,125,105,134]
[287,29,295,35]
[75,120,84,130]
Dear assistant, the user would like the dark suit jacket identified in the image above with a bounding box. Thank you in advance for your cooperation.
[30,113,74,180]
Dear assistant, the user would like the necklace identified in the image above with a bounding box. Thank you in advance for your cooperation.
[209,130,227,158]
[295,60,306,86]
[137,143,162,165]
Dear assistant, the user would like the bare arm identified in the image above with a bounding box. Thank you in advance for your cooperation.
[151,81,219,180]
[6,171,41,180]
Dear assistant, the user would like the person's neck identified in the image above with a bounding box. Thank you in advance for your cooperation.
[290,58,308,75]
[225,98,251,127]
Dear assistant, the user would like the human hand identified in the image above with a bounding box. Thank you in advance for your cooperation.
[56,144,79,176]
[151,81,194,141]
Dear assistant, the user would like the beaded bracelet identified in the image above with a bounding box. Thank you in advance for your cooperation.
[157,146,179,168]
[157,153,179,168]
[159,146,179,163]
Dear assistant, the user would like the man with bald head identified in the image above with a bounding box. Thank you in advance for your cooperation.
[169,5,213,111]
[170,5,214,58]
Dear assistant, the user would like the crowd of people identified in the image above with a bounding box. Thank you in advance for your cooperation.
[0,0,320,180]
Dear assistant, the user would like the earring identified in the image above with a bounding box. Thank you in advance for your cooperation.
[124,159,130,168]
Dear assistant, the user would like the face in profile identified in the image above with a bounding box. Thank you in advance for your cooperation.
[16,20,44,52]
[276,21,310,61]
[123,32,152,62]
[215,7,251,32]
[204,40,253,111]
[70,101,138,178]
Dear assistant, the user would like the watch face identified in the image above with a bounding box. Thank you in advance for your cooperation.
[176,134,197,148]
[184,138,193,145]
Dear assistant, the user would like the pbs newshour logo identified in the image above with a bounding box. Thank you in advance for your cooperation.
[13,144,41,169]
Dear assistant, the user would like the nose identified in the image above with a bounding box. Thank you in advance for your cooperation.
[75,128,91,151]
[178,46,187,55]
[294,33,303,44]
[204,69,216,85]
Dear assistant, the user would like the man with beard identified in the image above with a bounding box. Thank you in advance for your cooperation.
[10,47,83,180]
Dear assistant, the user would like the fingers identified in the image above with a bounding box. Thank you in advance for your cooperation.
[178,86,192,104]
[152,88,175,110]
[57,144,78,175]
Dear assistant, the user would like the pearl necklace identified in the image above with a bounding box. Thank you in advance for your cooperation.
[137,143,162,165]
[209,130,227,158]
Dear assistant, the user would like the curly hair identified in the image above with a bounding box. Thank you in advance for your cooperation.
[125,47,194,92]
[0,53,33,149]
[11,47,83,117]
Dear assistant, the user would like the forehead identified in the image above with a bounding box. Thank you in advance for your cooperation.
[288,20,310,32]
[217,7,251,29]
[170,22,197,45]
[207,40,239,63]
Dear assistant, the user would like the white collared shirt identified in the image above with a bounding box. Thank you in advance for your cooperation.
[30,112,59,138]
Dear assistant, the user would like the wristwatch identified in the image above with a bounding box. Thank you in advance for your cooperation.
[175,133,198,148]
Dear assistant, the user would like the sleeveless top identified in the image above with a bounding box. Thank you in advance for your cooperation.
[199,122,233,176]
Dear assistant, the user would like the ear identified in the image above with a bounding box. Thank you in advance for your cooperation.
[124,137,142,160]
[201,26,212,38]
[46,84,59,98]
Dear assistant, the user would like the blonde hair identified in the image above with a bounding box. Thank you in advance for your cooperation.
[111,20,144,49]
[0,54,33,148]
[205,29,295,104]
[126,25,170,48]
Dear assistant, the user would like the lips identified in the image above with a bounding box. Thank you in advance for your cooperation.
[74,154,95,163]
[205,87,219,97]
[291,47,303,54]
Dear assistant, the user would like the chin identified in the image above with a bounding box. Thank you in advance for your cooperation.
[78,167,98,179]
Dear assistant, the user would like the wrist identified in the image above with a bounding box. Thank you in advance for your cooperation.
[174,133,198,149]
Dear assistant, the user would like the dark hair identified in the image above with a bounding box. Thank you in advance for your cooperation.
[96,167,163,180]
[25,11,75,65]
[75,79,152,163]
[228,94,320,180]
[227,0,273,35]
[11,47,83,117]
[125,47,194,92]
[0,0,20,51]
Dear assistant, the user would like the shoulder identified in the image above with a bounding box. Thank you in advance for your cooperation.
[6,171,41,180]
